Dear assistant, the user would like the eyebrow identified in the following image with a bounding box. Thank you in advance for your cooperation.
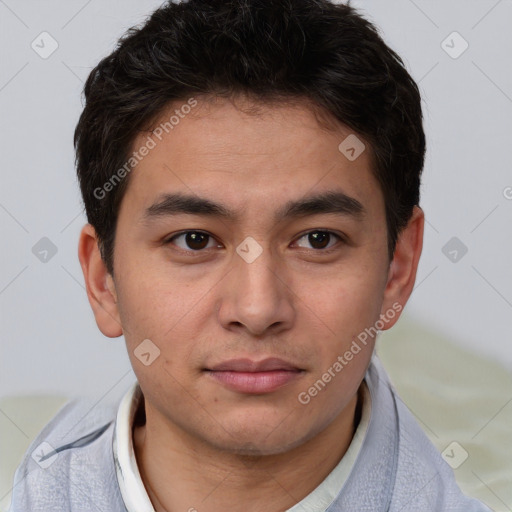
[141,190,365,225]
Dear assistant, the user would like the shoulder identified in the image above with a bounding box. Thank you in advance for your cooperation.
[8,396,126,512]
[371,359,492,512]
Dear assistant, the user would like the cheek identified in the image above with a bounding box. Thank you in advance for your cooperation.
[305,263,386,343]
[296,275,379,413]
[114,252,199,334]
[115,268,211,376]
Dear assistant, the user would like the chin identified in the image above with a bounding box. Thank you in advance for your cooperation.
[212,436,305,457]
[202,417,317,457]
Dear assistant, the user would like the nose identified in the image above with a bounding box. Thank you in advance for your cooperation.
[216,241,296,337]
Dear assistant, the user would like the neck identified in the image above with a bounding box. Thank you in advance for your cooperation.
[133,385,364,512]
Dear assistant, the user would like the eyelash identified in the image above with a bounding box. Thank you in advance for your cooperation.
[163,229,345,254]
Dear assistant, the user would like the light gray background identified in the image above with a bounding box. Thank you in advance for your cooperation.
[1,0,511,400]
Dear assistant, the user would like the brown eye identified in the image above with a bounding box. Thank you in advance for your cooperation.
[167,231,217,251]
[295,230,341,250]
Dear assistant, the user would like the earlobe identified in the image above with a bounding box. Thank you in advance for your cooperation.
[380,206,424,330]
[78,224,123,338]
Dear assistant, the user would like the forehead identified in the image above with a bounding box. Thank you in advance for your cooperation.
[120,95,383,222]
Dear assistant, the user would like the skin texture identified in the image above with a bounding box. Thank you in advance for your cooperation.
[78,95,424,512]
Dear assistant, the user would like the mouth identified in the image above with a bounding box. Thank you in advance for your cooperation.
[204,357,304,394]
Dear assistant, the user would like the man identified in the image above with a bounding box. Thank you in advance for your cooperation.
[9,0,491,510]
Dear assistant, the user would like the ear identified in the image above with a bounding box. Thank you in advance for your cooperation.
[78,223,123,338]
[380,206,424,330]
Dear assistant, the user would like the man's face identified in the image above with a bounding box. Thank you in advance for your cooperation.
[110,96,393,455]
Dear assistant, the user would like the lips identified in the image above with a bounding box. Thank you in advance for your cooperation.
[209,357,300,373]
[205,358,304,394]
